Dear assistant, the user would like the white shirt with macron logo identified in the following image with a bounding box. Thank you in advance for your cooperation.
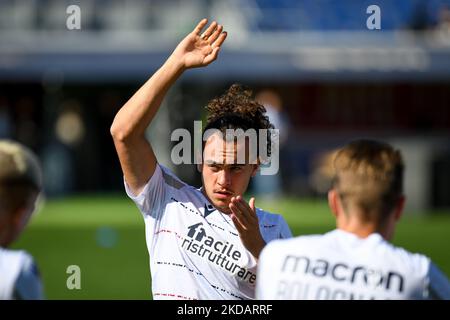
[256,229,450,300]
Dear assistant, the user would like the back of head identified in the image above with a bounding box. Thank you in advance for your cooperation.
[333,139,404,223]
[0,140,42,217]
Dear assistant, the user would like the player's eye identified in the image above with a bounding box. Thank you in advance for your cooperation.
[231,166,242,172]
[208,164,220,172]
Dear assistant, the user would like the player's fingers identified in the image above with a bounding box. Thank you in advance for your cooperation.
[229,200,249,226]
[229,200,245,221]
[212,31,227,49]
[201,21,217,40]
[231,213,246,234]
[249,197,256,213]
[203,47,220,65]
[208,24,223,44]
[234,196,253,220]
[236,196,257,222]
[193,18,208,35]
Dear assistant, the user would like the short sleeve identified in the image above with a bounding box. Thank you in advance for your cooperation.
[13,254,44,300]
[124,164,168,218]
[426,262,450,300]
[124,164,186,219]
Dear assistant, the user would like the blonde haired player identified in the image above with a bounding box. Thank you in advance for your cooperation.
[257,139,450,300]
[0,140,44,300]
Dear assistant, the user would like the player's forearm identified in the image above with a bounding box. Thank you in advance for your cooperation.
[110,55,185,141]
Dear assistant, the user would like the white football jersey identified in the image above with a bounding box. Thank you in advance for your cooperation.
[0,248,44,300]
[256,229,450,300]
[125,164,292,300]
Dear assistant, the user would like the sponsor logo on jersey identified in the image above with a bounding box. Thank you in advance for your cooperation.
[182,223,256,284]
[268,255,409,299]
[281,255,404,292]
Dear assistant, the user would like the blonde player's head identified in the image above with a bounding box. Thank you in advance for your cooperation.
[0,140,42,247]
[329,139,405,240]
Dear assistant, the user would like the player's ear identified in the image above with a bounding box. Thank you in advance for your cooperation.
[393,195,405,221]
[197,163,202,173]
[328,189,339,218]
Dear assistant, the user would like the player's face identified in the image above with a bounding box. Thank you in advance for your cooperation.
[200,133,258,214]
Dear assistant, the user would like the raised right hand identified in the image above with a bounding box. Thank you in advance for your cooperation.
[171,19,227,70]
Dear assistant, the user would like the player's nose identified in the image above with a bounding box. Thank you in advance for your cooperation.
[217,169,231,187]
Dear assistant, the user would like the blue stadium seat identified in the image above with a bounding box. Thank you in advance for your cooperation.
[252,0,450,31]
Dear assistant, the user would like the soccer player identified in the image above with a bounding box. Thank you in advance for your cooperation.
[256,139,450,300]
[0,140,44,300]
[111,19,292,300]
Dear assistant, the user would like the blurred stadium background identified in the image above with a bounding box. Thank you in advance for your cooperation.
[1,0,450,299]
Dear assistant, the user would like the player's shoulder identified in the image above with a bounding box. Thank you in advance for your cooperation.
[130,163,190,199]
[0,247,33,269]
[157,164,189,190]
[0,248,42,300]
[261,230,353,259]
[256,208,286,225]
[331,229,431,273]
[158,164,215,206]
[256,208,293,240]
[379,239,431,275]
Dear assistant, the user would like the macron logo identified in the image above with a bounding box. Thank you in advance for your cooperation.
[204,204,215,218]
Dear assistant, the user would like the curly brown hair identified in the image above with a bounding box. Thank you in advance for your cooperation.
[203,84,275,161]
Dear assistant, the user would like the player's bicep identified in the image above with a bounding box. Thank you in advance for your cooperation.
[113,136,157,196]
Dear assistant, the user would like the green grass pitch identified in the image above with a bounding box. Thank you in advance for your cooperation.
[12,195,450,299]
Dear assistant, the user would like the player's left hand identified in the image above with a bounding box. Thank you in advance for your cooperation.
[229,196,266,260]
